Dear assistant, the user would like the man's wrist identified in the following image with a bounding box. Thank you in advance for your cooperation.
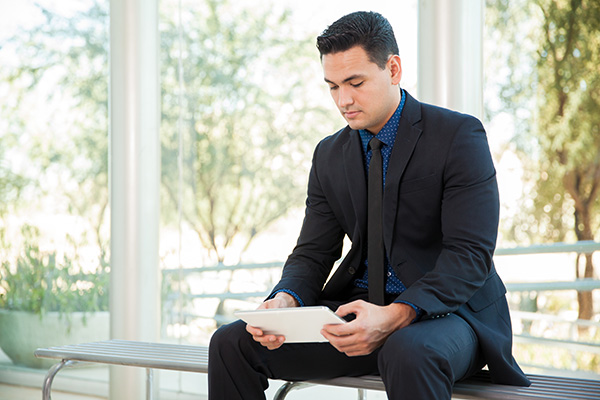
[386,302,417,330]
[273,291,300,307]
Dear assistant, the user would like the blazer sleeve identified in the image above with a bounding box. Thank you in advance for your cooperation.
[397,116,501,318]
[268,141,346,306]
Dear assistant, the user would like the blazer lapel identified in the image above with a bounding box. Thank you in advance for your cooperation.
[343,129,368,242]
[383,93,423,253]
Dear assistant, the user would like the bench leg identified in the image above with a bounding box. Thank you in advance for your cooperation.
[146,368,154,400]
[274,382,368,400]
[273,382,314,400]
[42,360,79,400]
[358,388,367,400]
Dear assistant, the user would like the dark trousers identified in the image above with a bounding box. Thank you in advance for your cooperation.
[208,300,485,400]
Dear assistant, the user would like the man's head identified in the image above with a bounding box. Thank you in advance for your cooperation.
[318,12,402,134]
[316,11,399,69]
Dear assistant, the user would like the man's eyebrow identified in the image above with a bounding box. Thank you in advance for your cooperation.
[324,74,366,85]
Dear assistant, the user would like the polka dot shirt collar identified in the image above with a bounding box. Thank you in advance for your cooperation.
[359,89,406,148]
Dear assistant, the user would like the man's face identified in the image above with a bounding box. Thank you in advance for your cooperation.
[322,46,402,134]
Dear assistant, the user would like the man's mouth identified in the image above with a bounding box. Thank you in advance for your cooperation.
[344,110,360,119]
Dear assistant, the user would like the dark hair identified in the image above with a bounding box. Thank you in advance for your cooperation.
[316,11,399,69]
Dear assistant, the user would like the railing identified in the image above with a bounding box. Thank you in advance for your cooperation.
[494,240,600,378]
[162,262,279,301]
[162,240,600,301]
[495,240,600,256]
[161,241,600,377]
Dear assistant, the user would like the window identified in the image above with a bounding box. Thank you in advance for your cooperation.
[0,0,110,383]
[158,0,417,395]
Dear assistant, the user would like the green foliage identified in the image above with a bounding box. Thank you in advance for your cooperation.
[0,225,109,315]
[159,0,335,262]
[0,133,27,219]
[0,0,110,250]
[487,0,600,245]
[1,0,336,265]
[514,343,600,374]
[532,0,600,242]
[488,0,600,370]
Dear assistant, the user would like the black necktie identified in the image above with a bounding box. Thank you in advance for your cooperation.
[368,137,385,306]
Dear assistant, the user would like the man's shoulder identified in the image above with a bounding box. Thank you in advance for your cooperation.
[420,101,481,126]
[401,90,483,133]
[316,125,354,151]
[414,104,485,148]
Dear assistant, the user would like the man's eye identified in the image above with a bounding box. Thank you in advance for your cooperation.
[351,82,364,88]
[329,86,338,91]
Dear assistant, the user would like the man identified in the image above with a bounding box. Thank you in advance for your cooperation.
[209,11,529,399]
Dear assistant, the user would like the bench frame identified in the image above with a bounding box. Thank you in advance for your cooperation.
[34,340,600,400]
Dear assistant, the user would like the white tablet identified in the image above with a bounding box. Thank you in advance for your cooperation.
[234,306,346,343]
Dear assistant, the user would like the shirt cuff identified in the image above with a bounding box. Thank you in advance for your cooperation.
[395,300,422,323]
[270,289,305,307]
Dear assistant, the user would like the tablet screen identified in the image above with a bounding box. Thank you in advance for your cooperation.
[234,306,346,343]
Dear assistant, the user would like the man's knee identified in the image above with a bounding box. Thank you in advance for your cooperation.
[208,320,269,399]
[377,323,459,399]
[377,315,481,385]
[209,320,250,359]
[378,325,441,373]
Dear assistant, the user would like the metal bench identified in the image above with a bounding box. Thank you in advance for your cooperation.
[35,339,600,400]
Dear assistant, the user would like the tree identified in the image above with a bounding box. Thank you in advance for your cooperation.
[0,0,110,255]
[1,0,337,266]
[159,0,335,263]
[533,0,600,321]
[487,0,600,321]
[0,133,27,220]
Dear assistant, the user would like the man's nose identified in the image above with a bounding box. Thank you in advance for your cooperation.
[337,86,354,108]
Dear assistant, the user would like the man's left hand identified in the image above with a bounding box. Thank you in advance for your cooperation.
[320,300,416,357]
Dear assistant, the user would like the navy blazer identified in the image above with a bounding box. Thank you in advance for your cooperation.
[270,91,529,386]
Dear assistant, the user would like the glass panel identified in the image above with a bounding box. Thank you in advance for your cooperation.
[159,0,417,340]
[485,0,600,377]
[158,0,416,396]
[0,0,110,381]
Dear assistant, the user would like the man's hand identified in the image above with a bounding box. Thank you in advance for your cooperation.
[320,300,416,357]
[245,292,299,350]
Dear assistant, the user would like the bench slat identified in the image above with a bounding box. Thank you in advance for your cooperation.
[442,371,600,400]
[454,384,600,400]
[35,340,600,399]
[305,374,600,400]
[35,340,209,362]
[35,340,209,373]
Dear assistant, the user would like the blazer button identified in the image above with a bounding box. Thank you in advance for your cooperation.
[348,267,356,275]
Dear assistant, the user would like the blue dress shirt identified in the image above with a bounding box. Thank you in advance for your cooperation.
[273,89,420,319]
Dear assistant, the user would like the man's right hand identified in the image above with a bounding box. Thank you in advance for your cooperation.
[245,291,299,350]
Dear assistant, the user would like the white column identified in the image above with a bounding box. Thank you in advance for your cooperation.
[109,0,160,399]
[417,0,484,119]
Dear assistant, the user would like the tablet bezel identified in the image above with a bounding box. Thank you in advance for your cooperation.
[234,306,346,343]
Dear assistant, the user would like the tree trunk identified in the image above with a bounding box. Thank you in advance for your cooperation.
[573,205,595,337]
[576,253,595,321]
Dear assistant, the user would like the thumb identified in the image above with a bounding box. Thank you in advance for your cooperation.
[335,299,366,319]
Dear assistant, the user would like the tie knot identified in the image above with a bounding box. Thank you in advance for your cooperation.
[368,137,383,151]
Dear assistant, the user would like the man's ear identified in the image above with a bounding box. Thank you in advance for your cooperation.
[388,55,402,85]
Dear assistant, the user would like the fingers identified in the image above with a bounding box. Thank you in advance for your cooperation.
[321,328,372,356]
[326,299,369,336]
[320,328,352,346]
[259,298,283,310]
[335,299,367,319]
[323,320,354,336]
[246,323,285,350]
[242,298,296,350]
[255,334,286,350]
[245,324,262,336]
[323,300,391,357]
